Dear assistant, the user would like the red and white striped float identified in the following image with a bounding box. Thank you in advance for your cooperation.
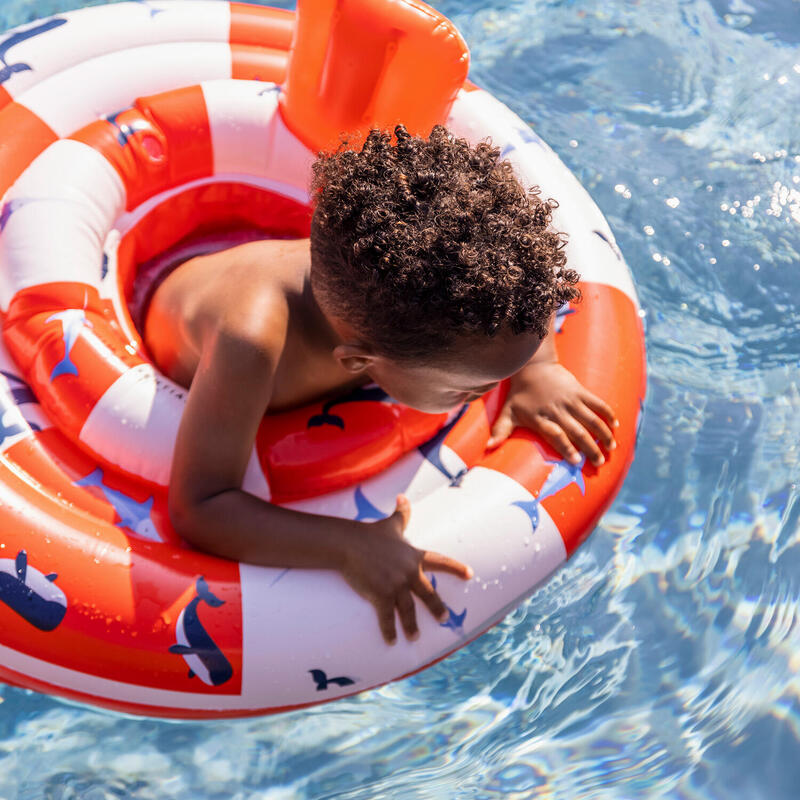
[0,0,645,718]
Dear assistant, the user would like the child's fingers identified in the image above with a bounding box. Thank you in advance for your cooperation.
[421,550,474,580]
[534,417,583,464]
[581,390,618,429]
[395,588,419,641]
[573,402,616,451]
[487,406,515,449]
[413,571,449,623]
[556,413,605,466]
[376,599,398,645]
[390,494,411,533]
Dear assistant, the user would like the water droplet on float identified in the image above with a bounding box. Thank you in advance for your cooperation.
[523,537,530,547]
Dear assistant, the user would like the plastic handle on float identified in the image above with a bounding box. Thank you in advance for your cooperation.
[280,0,470,153]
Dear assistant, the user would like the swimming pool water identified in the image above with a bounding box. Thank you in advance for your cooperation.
[1,0,799,797]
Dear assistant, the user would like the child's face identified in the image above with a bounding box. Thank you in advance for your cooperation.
[335,329,543,413]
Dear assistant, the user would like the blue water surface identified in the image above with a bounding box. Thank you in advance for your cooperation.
[1,0,799,798]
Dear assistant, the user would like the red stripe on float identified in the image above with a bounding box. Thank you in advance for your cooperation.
[0,103,57,196]
[70,86,213,211]
[260,400,449,504]
[0,86,12,111]
[0,449,243,694]
[279,0,469,153]
[231,44,288,83]
[229,2,295,50]
[547,283,645,554]
[478,283,646,556]
[2,283,143,440]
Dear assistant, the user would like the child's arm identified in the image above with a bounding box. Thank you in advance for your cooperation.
[168,310,471,645]
[486,315,618,466]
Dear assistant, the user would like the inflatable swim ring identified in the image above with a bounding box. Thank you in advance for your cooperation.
[0,0,645,718]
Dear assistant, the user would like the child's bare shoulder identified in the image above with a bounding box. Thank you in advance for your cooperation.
[145,237,309,386]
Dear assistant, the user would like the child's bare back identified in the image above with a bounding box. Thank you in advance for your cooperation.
[143,237,367,410]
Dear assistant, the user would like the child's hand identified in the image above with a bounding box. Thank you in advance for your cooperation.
[487,361,617,467]
[341,495,473,645]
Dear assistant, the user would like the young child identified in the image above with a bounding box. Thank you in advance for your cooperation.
[142,125,617,646]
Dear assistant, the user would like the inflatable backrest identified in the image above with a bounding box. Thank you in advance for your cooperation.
[280,0,470,152]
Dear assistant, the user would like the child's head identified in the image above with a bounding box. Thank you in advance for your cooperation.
[309,124,580,412]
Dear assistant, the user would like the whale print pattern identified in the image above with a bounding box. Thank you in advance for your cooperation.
[555,301,576,333]
[499,125,547,159]
[45,309,92,381]
[512,454,586,532]
[131,0,166,19]
[418,403,469,487]
[309,669,356,691]
[169,576,233,687]
[307,385,390,430]
[102,108,153,148]
[429,575,467,634]
[0,371,41,447]
[0,550,66,631]
[75,467,161,542]
[353,485,385,521]
[0,18,67,85]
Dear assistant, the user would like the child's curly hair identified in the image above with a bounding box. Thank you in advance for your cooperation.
[309,124,580,362]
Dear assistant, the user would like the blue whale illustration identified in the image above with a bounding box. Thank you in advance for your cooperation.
[45,309,92,381]
[307,385,390,430]
[0,374,35,446]
[75,467,160,541]
[132,0,166,18]
[169,576,233,687]
[512,454,586,532]
[0,371,42,442]
[0,18,67,85]
[418,403,469,487]
[0,198,35,233]
[103,108,153,148]
[353,486,385,521]
[554,301,576,333]
[593,229,623,261]
[0,550,66,631]
[309,669,355,691]
[429,574,466,634]
[499,125,546,159]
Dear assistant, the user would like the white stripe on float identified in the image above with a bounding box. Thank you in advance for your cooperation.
[242,447,271,503]
[0,641,250,712]
[0,139,126,311]
[0,1,231,100]
[202,79,316,192]
[98,228,142,346]
[18,42,232,138]
[79,361,272,497]
[113,173,310,237]
[79,363,185,486]
[447,88,640,308]
[240,466,566,706]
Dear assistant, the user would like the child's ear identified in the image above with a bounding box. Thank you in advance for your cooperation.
[333,344,375,374]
